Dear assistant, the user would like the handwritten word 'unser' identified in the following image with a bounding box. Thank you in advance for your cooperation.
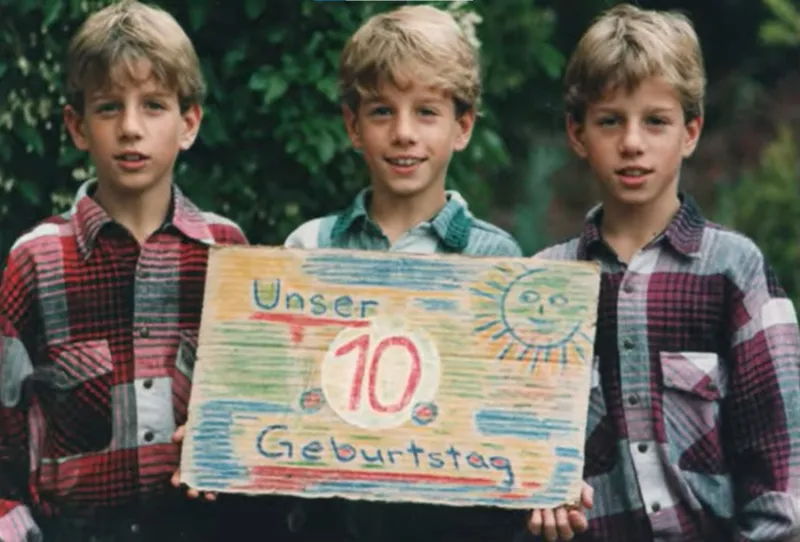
[252,279,380,319]
[256,424,515,487]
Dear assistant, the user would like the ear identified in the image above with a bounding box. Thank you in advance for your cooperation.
[452,107,476,152]
[342,104,362,149]
[682,115,703,158]
[64,105,89,151]
[565,114,588,159]
[179,103,203,151]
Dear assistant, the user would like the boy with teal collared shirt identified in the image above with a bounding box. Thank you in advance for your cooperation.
[282,5,523,542]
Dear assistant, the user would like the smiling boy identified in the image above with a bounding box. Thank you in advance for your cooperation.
[280,5,523,541]
[528,5,800,541]
[0,2,247,540]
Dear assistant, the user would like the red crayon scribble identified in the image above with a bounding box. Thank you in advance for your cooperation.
[249,312,370,344]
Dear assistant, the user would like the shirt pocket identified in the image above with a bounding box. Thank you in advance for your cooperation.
[36,340,114,457]
[173,329,198,426]
[660,351,727,470]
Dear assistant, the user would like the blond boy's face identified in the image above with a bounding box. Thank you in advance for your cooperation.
[64,59,201,197]
[343,78,475,201]
[566,76,702,209]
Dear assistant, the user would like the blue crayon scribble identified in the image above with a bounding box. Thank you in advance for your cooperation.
[415,298,460,312]
[190,400,294,489]
[301,253,481,292]
[474,409,575,440]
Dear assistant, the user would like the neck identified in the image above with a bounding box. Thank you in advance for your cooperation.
[600,192,681,262]
[93,179,173,245]
[369,185,448,244]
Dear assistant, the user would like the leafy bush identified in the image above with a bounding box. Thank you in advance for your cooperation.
[716,125,800,304]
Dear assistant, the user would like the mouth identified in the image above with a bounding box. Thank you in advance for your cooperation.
[527,317,555,331]
[385,156,427,168]
[614,166,653,177]
[114,152,150,162]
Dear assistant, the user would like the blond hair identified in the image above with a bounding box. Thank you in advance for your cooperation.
[339,5,480,116]
[564,4,705,122]
[66,0,205,112]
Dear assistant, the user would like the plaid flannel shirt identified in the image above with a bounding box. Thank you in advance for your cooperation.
[0,180,248,541]
[535,194,800,542]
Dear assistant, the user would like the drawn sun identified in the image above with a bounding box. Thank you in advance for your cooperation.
[471,264,594,371]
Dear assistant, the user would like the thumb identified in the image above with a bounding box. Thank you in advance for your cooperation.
[172,425,185,444]
[582,483,594,509]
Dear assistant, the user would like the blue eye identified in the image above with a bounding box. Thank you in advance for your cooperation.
[549,294,568,306]
[519,290,540,304]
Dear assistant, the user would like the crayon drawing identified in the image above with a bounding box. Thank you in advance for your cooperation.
[180,247,601,509]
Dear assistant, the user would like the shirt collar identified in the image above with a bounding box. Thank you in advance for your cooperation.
[69,179,217,260]
[330,188,474,251]
[576,192,705,260]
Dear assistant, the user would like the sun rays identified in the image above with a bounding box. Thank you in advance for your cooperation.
[471,264,594,372]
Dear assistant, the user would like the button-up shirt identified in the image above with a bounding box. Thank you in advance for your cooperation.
[285,188,523,256]
[535,194,800,541]
[0,180,248,541]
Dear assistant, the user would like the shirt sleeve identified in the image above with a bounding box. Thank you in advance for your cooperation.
[0,251,42,542]
[727,251,800,541]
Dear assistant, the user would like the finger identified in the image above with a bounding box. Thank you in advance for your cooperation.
[582,484,594,509]
[542,509,557,542]
[555,507,574,540]
[170,469,181,488]
[528,509,543,535]
[567,510,589,533]
[204,492,217,502]
[172,425,185,444]
[186,487,200,499]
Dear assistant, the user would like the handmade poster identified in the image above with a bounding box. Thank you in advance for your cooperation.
[180,246,601,509]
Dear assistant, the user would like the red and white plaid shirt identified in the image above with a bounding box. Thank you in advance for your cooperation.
[536,194,800,542]
[0,180,248,541]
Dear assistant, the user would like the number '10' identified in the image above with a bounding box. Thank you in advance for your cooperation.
[334,334,422,414]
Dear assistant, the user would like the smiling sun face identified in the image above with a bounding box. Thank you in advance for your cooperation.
[471,265,595,371]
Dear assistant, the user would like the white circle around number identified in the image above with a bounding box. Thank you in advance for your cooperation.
[321,322,441,430]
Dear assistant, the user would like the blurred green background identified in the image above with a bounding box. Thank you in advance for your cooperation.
[0,0,798,304]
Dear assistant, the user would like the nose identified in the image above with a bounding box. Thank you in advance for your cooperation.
[538,305,544,315]
[118,107,143,141]
[391,109,418,145]
[619,122,644,156]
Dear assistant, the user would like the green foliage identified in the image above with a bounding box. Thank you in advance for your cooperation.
[760,0,800,45]
[716,126,800,304]
[0,0,563,262]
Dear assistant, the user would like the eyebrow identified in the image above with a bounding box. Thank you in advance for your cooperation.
[593,105,679,115]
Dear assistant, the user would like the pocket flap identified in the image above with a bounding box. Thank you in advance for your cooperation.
[660,351,726,401]
[40,340,113,390]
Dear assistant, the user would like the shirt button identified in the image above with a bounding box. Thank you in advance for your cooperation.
[623,338,634,350]
[628,394,639,406]
[706,381,718,392]
[651,502,661,513]
[637,442,648,453]
[143,379,153,390]
[130,523,141,534]
[144,431,154,442]
[138,327,150,338]
[622,281,635,293]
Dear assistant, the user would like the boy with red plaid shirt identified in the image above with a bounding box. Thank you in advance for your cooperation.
[0,2,247,540]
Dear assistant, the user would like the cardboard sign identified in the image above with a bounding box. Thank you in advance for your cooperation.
[180,246,600,509]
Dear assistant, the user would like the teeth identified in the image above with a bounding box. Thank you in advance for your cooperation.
[119,154,144,160]
[620,169,648,176]
[387,157,422,166]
